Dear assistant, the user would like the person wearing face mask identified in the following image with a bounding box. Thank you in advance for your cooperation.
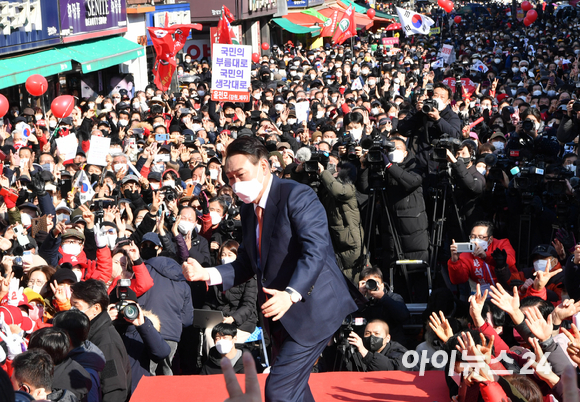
[201,240,258,356]
[182,136,357,402]
[360,138,429,297]
[175,206,211,267]
[445,140,486,236]
[488,132,507,154]
[200,323,247,375]
[398,83,462,182]
[346,319,411,372]
[556,99,580,144]
[448,221,517,293]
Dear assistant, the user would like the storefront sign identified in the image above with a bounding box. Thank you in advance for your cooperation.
[0,0,61,54]
[146,3,192,46]
[211,44,251,103]
[59,0,127,42]
[287,0,322,7]
[184,39,211,60]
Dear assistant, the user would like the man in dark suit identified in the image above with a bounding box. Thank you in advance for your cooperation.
[182,136,357,402]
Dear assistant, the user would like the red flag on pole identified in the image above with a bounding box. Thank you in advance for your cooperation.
[320,10,338,37]
[217,5,235,44]
[332,5,357,45]
[223,5,235,22]
[148,24,203,91]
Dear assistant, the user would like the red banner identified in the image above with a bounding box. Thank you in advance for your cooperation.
[382,37,399,46]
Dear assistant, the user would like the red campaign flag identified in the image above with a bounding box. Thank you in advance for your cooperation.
[223,5,235,22]
[332,6,356,45]
[147,24,202,91]
[320,10,338,37]
[217,13,233,44]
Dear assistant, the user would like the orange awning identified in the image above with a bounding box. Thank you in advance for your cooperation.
[283,12,325,27]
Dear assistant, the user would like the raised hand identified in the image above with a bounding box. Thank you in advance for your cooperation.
[533,259,562,291]
[489,284,520,317]
[221,352,262,402]
[468,283,488,328]
[562,324,580,365]
[428,310,454,343]
[524,306,553,342]
[181,258,209,281]
[528,336,559,387]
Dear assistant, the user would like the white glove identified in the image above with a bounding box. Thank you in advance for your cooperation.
[0,313,25,360]
[94,224,108,248]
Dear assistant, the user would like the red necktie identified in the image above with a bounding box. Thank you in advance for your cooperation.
[256,206,263,259]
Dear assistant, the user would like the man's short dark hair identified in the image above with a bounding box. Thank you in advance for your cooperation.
[360,266,383,282]
[29,327,72,365]
[211,323,238,340]
[12,349,54,391]
[226,136,268,165]
[472,221,494,237]
[520,296,554,319]
[52,310,90,348]
[434,83,452,100]
[71,279,109,312]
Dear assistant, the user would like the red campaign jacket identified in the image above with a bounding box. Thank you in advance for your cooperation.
[107,260,155,297]
[447,238,517,285]
[58,246,113,283]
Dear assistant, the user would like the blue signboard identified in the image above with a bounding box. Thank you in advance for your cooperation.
[145,3,192,46]
[0,0,61,55]
[287,0,324,8]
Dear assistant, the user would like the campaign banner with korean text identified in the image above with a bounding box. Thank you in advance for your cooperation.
[211,44,252,103]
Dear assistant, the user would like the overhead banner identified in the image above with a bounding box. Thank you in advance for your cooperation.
[382,37,399,46]
[59,0,127,42]
[211,44,251,103]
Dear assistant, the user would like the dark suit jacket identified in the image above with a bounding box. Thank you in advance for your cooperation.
[217,175,357,347]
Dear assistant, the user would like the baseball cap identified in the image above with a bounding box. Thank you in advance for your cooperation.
[51,268,79,284]
[62,229,85,241]
[121,175,139,185]
[142,232,162,247]
[0,305,34,332]
[531,244,558,259]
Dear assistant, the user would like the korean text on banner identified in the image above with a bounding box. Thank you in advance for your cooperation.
[439,44,454,63]
[211,44,252,103]
[86,136,112,167]
[382,37,399,46]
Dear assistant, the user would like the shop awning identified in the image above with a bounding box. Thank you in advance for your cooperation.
[0,49,73,90]
[272,17,321,34]
[338,0,396,20]
[318,6,375,30]
[56,37,145,74]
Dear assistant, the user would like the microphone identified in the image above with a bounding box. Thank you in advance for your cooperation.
[296,147,312,163]
[484,153,498,167]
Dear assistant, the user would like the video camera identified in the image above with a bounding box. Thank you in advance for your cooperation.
[421,84,438,114]
[339,132,358,161]
[545,166,574,196]
[361,134,395,165]
[115,279,139,320]
[431,135,462,163]
[304,149,329,173]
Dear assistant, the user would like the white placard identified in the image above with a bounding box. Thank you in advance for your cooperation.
[86,136,111,166]
[210,43,252,103]
[55,134,78,162]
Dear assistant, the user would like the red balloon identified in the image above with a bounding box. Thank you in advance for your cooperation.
[521,1,532,11]
[443,0,454,13]
[261,43,270,51]
[50,95,75,119]
[252,53,260,63]
[367,8,376,19]
[0,94,8,118]
[526,9,538,22]
[25,74,48,97]
[454,16,462,23]
[523,17,532,26]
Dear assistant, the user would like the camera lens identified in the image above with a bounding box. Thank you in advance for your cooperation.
[122,303,139,320]
[365,279,378,291]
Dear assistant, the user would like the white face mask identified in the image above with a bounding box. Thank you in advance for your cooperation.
[532,90,542,96]
[49,121,57,128]
[209,169,219,180]
[566,164,577,173]
[221,257,236,264]
[350,127,363,140]
[216,143,224,153]
[533,259,549,272]
[150,182,160,190]
[192,123,202,132]
[492,141,505,151]
[275,104,285,112]
[107,234,117,249]
[20,213,32,227]
[178,220,195,235]
[198,90,206,96]
[57,213,70,223]
[35,114,43,121]
[512,67,520,73]
[288,118,297,125]
[435,98,447,111]
[210,211,222,226]
[388,150,405,164]
[371,107,379,115]
[151,163,165,173]
[470,238,489,252]
[62,243,82,256]
[232,167,265,204]
[476,167,487,176]
[164,179,175,188]
[316,111,325,119]
[114,163,126,173]
[331,96,338,103]
[215,339,233,355]
[119,119,129,127]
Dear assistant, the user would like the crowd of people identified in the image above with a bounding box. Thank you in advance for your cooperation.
[2,0,580,401]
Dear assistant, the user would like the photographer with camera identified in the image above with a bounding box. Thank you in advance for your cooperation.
[108,284,171,392]
[398,83,462,180]
[506,109,544,159]
[556,99,580,144]
[354,266,410,346]
[346,319,411,372]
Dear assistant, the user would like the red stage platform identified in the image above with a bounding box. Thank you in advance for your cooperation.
[130,370,449,402]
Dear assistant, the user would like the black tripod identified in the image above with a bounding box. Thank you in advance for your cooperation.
[429,163,466,271]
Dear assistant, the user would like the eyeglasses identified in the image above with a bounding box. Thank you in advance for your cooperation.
[62,239,82,245]
[469,235,489,240]
[27,279,46,287]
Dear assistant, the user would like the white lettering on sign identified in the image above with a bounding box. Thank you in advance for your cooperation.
[0,0,43,34]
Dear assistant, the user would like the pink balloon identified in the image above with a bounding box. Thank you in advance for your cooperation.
[367,8,376,19]
[252,53,260,63]
[526,9,538,22]
[261,42,270,51]
[50,95,75,119]
[25,74,48,97]
[522,1,532,11]
[0,94,8,118]
[454,16,462,23]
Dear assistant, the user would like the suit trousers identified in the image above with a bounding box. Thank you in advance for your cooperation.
[265,324,330,402]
